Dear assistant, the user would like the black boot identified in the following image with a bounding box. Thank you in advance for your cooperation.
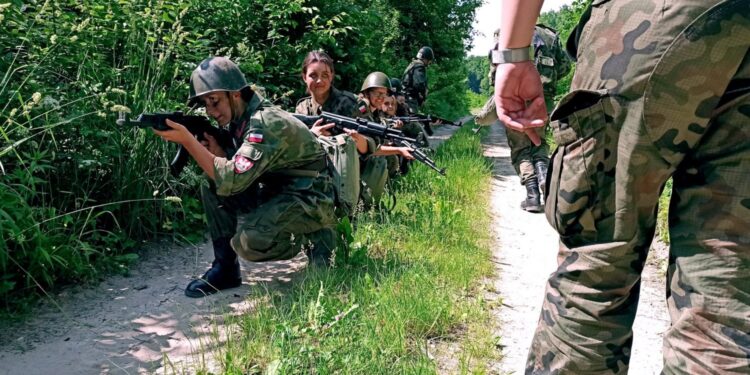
[534,159,549,198]
[305,228,336,267]
[520,177,543,213]
[185,237,242,298]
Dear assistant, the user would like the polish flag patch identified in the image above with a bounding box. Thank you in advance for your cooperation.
[246,133,263,143]
[359,105,367,113]
[234,155,254,174]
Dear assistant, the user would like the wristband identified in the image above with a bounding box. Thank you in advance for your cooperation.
[491,46,533,64]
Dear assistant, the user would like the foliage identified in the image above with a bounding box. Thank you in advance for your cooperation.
[0,0,482,311]
[214,126,497,373]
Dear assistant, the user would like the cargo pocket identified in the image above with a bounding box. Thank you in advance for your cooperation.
[545,89,619,246]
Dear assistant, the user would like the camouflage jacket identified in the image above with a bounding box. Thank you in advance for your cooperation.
[351,97,383,154]
[213,93,333,214]
[402,59,428,105]
[294,86,358,116]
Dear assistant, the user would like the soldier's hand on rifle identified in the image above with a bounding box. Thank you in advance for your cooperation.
[342,128,369,155]
[392,119,404,129]
[494,61,547,146]
[397,147,415,160]
[201,132,226,157]
[154,119,193,145]
[310,118,335,137]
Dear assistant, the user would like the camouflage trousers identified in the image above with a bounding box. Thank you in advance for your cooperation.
[359,155,389,206]
[202,183,334,263]
[476,95,549,184]
[527,1,750,374]
[507,126,549,185]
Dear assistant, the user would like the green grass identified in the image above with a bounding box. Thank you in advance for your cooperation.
[189,127,497,374]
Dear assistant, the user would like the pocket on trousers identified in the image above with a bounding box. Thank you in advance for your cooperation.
[546,89,618,246]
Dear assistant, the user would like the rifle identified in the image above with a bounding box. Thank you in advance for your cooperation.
[292,111,416,144]
[391,138,446,176]
[293,112,445,175]
[116,111,232,177]
[387,116,435,136]
[413,113,463,127]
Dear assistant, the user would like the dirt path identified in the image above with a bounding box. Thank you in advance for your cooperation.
[482,124,670,375]
[0,124,463,375]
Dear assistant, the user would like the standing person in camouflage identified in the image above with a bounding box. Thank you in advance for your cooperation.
[402,46,433,113]
[493,0,749,373]
[154,57,337,298]
[476,25,571,213]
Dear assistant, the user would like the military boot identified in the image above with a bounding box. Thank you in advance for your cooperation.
[305,228,336,267]
[185,237,242,298]
[534,159,549,198]
[521,177,543,213]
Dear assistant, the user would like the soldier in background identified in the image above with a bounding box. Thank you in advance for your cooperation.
[354,72,413,206]
[494,0,749,372]
[155,57,337,297]
[476,26,570,213]
[402,46,433,113]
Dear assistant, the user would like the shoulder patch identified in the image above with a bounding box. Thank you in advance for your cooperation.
[359,105,367,113]
[246,132,264,143]
[233,155,255,174]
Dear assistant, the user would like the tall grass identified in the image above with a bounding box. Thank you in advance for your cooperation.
[193,127,499,373]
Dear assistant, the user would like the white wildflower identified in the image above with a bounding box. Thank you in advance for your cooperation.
[0,3,11,11]
[153,190,159,197]
[109,88,126,95]
[31,92,42,104]
[69,35,78,42]
[110,104,131,113]
[50,35,57,44]
[165,196,182,203]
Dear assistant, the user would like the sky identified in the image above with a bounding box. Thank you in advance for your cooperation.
[469,0,574,56]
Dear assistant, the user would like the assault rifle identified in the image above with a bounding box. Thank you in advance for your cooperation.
[292,111,416,143]
[293,111,445,175]
[422,114,463,127]
[391,114,463,136]
[391,138,446,176]
[116,111,232,177]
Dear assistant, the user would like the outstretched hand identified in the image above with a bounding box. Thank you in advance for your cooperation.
[494,61,547,146]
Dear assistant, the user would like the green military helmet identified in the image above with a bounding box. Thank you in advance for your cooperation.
[389,78,403,94]
[416,46,434,61]
[188,56,250,106]
[360,71,391,92]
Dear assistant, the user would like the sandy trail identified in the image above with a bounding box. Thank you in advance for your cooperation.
[482,123,670,375]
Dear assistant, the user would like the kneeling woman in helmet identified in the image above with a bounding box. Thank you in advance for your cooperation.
[154,57,337,298]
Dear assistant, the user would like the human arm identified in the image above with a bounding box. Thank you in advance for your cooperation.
[154,119,217,179]
[373,145,414,159]
[494,0,547,146]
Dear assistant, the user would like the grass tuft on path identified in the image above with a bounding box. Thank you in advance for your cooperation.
[208,126,496,374]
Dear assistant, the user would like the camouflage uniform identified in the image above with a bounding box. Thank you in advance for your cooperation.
[402,59,428,113]
[294,86,358,117]
[352,97,389,206]
[476,25,571,185]
[204,93,336,262]
[527,1,750,373]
